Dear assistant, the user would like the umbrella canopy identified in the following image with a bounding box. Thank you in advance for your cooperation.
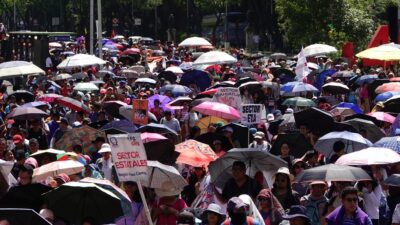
[356,74,378,85]
[301,44,337,57]
[71,72,88,80]
[37,93,63,103]
[335,147,400,166]
[43,182,123,224]
[103,100,128,118]
[136,123,178,136]
[280,82,318,94]
[322,82,350,94]
[295,164,371,183]
[30,149,66,166]
[158,71,177,83]
[195,116,228,134]
[0,208,51,225]
[159,84,192,97]
[282,97,315,107]
[330,107,355,118]
[0,61,45,78]
[294,107,334,136]
[118,105,157,123]
[376,82,400,94]
[384,174,400,187]
[165,66,184,74]
[10,90,35,102]
[193,51,237,65]
[7,107,48,120]
[57,54,106,69]
[217,122,250,148]
[356,44,400,60]
[54,125,105,152]
[148,94,172,111]
[180,70,212,91]
[141,132,167,143]
[100,120,137,135]
[73,82,99,92]
[367,111,396,123]
[373,136,400,153]
[0,183,51,211]
[179,37,212,47]
[144,140,179,165]
[56,96,90,112]
[193,101,240,120]
[53,73,73,81]
[32,160,84,182]
[135,77,157,84]
[374,91,400,102]
[169,96,193,106]
[142,160,187,189]
[175,140,217,167]
[208,148,287,189]
[122,48,140,55]
[383,95,400,113]
[314,131,372,158]
[270,133,313,158]
[195,132,233,151]
[97,70,116,78]
[334,102,363,114]
[342,118,385,143]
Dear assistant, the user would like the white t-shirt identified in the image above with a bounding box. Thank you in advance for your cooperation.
[161,117,181,133]
[45,57,53,68]
[184,112,199,128]
[393,203,400,224]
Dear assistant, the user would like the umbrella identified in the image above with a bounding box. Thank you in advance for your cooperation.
[53,73,73,81]
[367,112,396,124]
[135,77,157,84]
[342,118,385,143]
[0,183,52,211]
[56,96,90,112]
[180,70,212,91]
[97,70,116,78]
[331,70,356,78]
[0,61,45,78]
[54,125,105,152]
[0,208,51,225]
[141,132,167,143]
[57,54,106,69]
[136,123,178,136]
[270,133,313,158]
[282,97,315,107]
[330,107,355,118]
[32,160,84,182]
[193,101,240,120]
[118,105,157,123]
[376,82,400,94]
[374,91,400,102]
[192,51,237,65]
[73,82,99,92]
[144,140,179,165]
[71,72,88,80]
[100,120,137,135]
[10,90,35,102]
[383,95,400,113]
[158,71,177,83]
[238,81,262,91]
[195,132,233,151]
[148,94,172,111]
[384,174,400,187]
[280,82,318,94]
[356,44,400,60]
[217,123,250,148]
[37,93,63,103]
[294,107,334,136]
[344,114,381,126]
[270,52,287,61]
[165,66,184,74]
[195,116,228,134]
[30,149,66,166]
[122,48,140,55]
[373,136,400,153]
[335,147,400,166]
[128,65,146,74]
[159,84,192,97]
[142,160,187,189]
[234,77,255,87]
[175,140,217,167]
[356,74,378,85]
[314,131,372,158]
[43,182,123,224]
[169,96,193,106]
[7,107,48,120]
[103,100,128,118]
[301,44,337,57]
[322,82,350,94]
[271,68,296,80]
[334,102,363,114]
[179,37,212,47]
[208,148,287,189]
[295,164,371,183]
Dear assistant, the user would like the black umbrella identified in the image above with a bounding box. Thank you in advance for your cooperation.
[158,71,177,83]
[294,107,334,136]
[344,114,381,126]
[7,107,48,120]
[190,97,213,107]
[136,123,178,136]
[271,68,296,78]
[270,133,313,158]
[267,119,285,136]
[234,77,255,87]
[368,79,390,100]
[144,139,179,166]
[195,132,233,151]
[383,95,400,113]
[0,208,51,225]
[10,90,35,102]
[295,164,371,183]
[103,101,127,118]
[217,123,249,148]
[384,174,400,187]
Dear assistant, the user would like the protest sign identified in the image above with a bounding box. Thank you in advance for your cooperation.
[108,133,147,182]
[241,104,262,125]
[212,87,242,110]
[132,99,148,125]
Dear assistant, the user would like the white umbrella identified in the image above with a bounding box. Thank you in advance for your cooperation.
[301,44,338,57]
[314,131,372,158]
[73,82,99,92]
[49,42,62,48]
[192,51,237,65]
[335,147,400,166]
[141,160,187,189]
[53,73,72,81]
[71,72,88,80]
[135,78,157,84]
[32,160,84,182]
[178,37,212,47]
[121,69,139,79]
[57,54,106,69]
[307,62,319,70]
[165,66,184,74]
[0,61,45,78]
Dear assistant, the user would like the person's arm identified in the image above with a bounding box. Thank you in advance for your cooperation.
[213,184,226,204]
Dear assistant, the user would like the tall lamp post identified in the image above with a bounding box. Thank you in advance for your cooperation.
[97,0,102,59]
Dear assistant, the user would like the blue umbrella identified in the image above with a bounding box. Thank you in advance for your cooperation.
[159,84,192,97]
[21,101,49,108]
[280,82,318,94]
[314,69,336,90]
[100,120,137,134]
[374,91,400,102]
[356,74,378,85]
[373,137,400,153]
[334,102,362,114]
[180,70,212,91]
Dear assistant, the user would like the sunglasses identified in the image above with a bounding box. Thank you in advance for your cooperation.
[345,197,358,203]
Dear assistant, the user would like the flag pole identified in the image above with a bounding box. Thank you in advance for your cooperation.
[137,180,153,225]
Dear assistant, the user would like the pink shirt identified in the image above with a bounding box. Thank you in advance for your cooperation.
[154,198,187,225]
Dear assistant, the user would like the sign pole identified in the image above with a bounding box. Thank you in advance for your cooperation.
[137,180,153,225]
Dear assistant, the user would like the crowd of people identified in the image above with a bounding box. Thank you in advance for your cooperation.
[0,36,400,225]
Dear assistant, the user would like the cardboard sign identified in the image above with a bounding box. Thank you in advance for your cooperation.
[132,99,148,125]
[212,87,242,110]
[241,104,262,125]
[108,133,148,182]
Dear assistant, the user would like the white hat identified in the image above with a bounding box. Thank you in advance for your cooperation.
[285,108,294,114]
[267,113,275,122]
[254,131,265,140]
[205,203,224,216]
[273,167,294,182]
[98,143,112,153]
[154,181,183,197]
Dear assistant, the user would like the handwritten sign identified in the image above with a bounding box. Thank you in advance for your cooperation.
[241,104,262,125]
[212,87,242,110]
[108,133,148,182]
[132,99,148,125]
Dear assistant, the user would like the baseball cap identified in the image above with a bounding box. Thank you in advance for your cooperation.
[267,113,275,122]
[227,197,247,211]
[254,131,265,140]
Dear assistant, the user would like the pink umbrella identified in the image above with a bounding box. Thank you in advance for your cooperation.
[37,93,63,103]
[367,112,396,124]
[140,132,167,143]
[193,101,240,120]
[335,147,400,166]
[375,82,400,93]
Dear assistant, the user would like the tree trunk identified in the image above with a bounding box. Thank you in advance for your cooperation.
[212,13,222,46]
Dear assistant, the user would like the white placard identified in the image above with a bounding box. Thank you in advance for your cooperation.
[212,87,242,110]
[241,104,262,125]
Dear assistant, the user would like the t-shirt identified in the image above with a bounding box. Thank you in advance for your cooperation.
[160,117,181,133]
[222,176,262,200]
[154,198,187,225]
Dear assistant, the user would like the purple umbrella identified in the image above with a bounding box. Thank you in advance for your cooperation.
[7,107,48,120]
[148,94,171,111]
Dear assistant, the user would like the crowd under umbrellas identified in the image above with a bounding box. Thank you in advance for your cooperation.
[0,37,400,225]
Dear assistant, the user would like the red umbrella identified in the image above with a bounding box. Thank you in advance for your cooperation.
[122,48,140,55]
[37,93,63,103]
[56,97,90,112]
[199,88,218,95]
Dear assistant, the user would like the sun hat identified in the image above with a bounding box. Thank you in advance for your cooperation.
[177,210,195,225]
[205,203,224,216]
[154,181,183,197]
[273,167,294,182]
[98,143,112,153]
[254,131,265,140]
